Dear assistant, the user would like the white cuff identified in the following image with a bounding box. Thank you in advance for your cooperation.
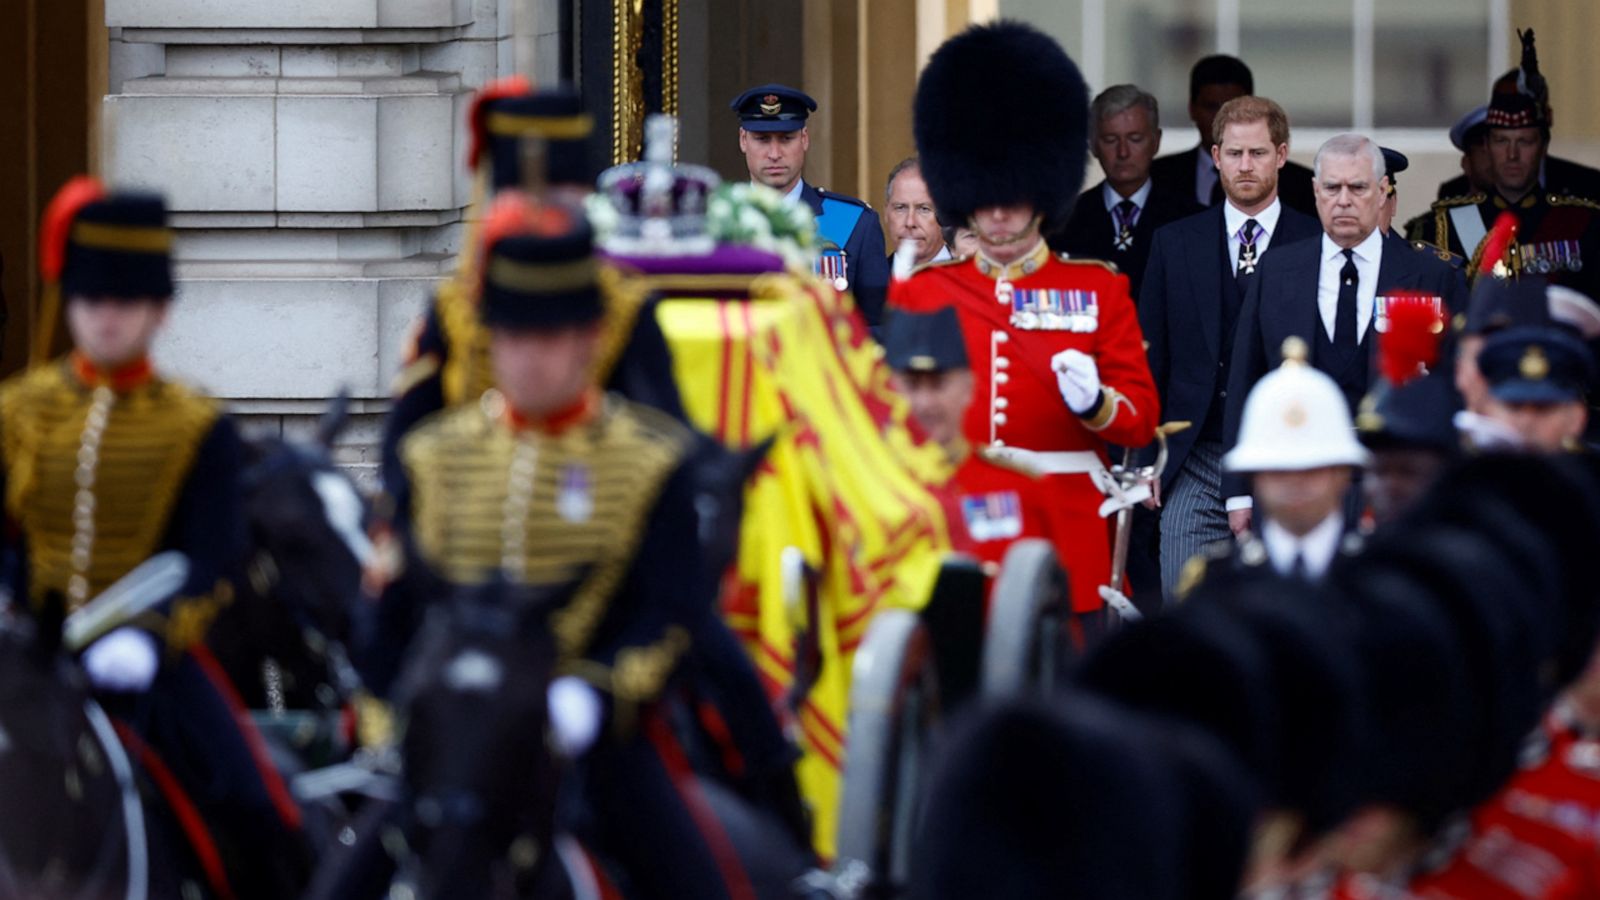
[1224,496,1254,512]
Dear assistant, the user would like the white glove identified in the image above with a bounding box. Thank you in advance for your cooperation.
[82,628,159,694]
[547,675,604,759]
[1052,349,1102,415]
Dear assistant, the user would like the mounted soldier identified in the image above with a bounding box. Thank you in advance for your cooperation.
[1,178,310,898]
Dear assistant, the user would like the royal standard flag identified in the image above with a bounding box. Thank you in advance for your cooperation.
[653,269,953,858]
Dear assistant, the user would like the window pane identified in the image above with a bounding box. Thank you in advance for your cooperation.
[1374,2,1488,128]
[1239,0,1354,128]
[1003,0,1216,147]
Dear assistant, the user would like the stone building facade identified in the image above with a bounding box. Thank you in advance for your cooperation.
[101,0,560,487]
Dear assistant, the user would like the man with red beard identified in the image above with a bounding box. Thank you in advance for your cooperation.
[893,20,1159,628]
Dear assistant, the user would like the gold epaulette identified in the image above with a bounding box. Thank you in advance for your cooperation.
[913,254,969,274]
[1056,254,1121,273]
[1431,193,1489,261]
[976,445,1042,479]
[1431,192,1487,210]
[1551,194,1600,211]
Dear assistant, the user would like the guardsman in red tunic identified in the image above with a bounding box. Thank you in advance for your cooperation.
[882,307,1053,586]
[895,20,1160,618]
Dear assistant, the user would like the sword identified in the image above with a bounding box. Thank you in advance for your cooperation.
[1098,422,1190,623]
[62,552,190,652]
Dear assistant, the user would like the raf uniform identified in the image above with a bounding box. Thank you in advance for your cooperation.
[900,22,1161,617]
[381,82,683,495]
[1410,93,1600,300]
[731,84,889,323]
[375,214,804,898]
[882,308,1055,584]
[0,184,308,899]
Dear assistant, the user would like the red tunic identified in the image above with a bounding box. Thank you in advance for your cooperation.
[949,445,1053,585]
[894,242,1160,612]
[1407,706,1600,900]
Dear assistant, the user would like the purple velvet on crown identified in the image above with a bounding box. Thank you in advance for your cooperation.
[603,244,786,296]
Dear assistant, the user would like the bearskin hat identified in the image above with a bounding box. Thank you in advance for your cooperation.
[913,20,1089,234]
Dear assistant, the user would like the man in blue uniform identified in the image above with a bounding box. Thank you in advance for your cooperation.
[731,83,889,324]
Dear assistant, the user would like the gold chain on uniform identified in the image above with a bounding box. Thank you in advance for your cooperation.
[502,440,539,582]
[67,387,116,608]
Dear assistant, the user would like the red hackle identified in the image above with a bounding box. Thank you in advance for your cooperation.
[476,192,574,277]
[39,176,106,282]
[1476,210,1519,277]
[1378,293,1445,386]
[467,75,534,170]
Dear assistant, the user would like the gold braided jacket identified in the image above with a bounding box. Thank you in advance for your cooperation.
[400,392,689,662]
[0,360,219,610]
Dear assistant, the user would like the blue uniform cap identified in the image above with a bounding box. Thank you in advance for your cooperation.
[730,83,817,133]
[1379,147,1408,189]
[1480,324,1595,404]
[1449,105,1489,151]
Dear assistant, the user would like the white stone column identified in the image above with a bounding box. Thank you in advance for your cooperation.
[102,0,518,487]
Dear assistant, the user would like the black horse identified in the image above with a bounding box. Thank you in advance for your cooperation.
[0,608,154,900]
[308,576,821,900]
[206,394,371,765]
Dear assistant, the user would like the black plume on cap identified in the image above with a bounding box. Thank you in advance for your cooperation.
[914,20,1089,234]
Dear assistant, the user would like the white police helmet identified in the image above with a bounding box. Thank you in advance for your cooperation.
[1224,337,1373,473]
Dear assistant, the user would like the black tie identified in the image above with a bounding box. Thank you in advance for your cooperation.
[1335,248,1359,356]
[1290,552,1309,581]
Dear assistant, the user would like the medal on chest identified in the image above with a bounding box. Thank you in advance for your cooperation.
[1373,294,1444,333]
[1237,242,1258,275]
[1520,239,1584,275]
[1008,287,1099,332]
[557,464,594,524]
[817,248,850,292]
[961,490,1022,542]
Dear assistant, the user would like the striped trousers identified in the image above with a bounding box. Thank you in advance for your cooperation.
[1159,440,1233,596]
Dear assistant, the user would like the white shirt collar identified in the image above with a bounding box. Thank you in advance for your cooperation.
[1321,227,1383,264]
[1262,512,1345,579]
[781,179,805,205]
[1223,197,1282,239]
[930,245,953,263]
[1102,178,1153,213]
